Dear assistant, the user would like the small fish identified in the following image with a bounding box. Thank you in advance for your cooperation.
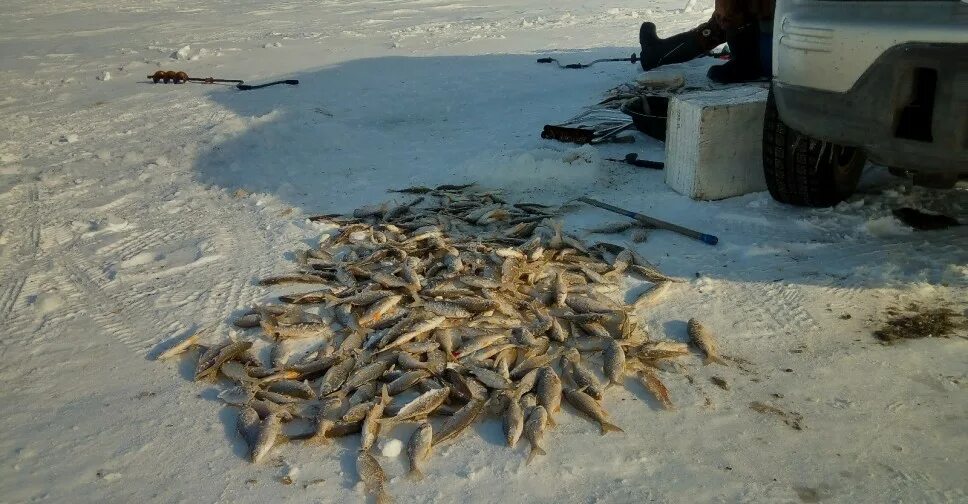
[552,271,568,308]
[343,401,374,423]
[356,449,392,504]
[219,361,260,386]
[503,399,524,448]
[609,249,632,275]
[628,264,679,284]
[580,321,612,340]
[454,333,506,357]
[563,388,623,434]
[343,360,391,391]
[432,399,485,446]
[397,352,429,371]
[195,341,253,381]
[349,382,378,407]
[603,340,626,386]
[358,295,404,327]
[633,282,671,310]
[587,222,634,234]
[468,364,513,390]
[381,316,447,352]
[371,272,412,290]
[407,422,433,481]
[510,352,556,380]
[319,356,356,396]
[237,406,261,450]
[251,413,283,463]
[687,318,726,366]
[361,386,390,451]
[638,368,674,410]
[565,295,616,314]
[384,387,450,424]
[459,276,502,290]
[536,367,563,418]
[563,352,605,401]
[423,301,473,319]
[268,379,316,399]
[388,370,430,395]
[233,313,262,328]
[523,406,548,464]
[259,273,331,286]
[547,317,568,342]
[389,186,433,194]
[157,329,204,360]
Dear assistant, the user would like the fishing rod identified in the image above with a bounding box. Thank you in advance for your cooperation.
[536,53,639,69]
[146,70,299,91]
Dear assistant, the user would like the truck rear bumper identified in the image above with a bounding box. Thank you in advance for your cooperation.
[774,43,968,173]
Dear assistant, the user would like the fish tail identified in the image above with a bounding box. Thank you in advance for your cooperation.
[408,467,425,481]
[600,421,624,435]
[703,355,727,366]
[376,487,393,504]
[526,444,546,465]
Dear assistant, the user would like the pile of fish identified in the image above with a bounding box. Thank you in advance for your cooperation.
[158,184,726,503]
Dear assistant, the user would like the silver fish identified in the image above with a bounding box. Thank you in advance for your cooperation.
[156,329,203,360]
[468,364,513,390]
[563,388,623,435]
[358,295,404,327]
[251,413,283,463]
[356,449,392,504]
[564,352,605,401]
[523,405,548,464]
[237,406,261,450]
[687,318,726,366]
[268,379,316,399]
[195,341,252,381]
[319,355,356,396]
[503,399,524,448]
[343,360,390,391]
[536,367,562,420]
[633,282,671,310]
[432,399,485,446]
[380,316,447,352]
[407,422,433,481]
[388,370,430,395]
[423,301,473,319]
[385,387,450,424]
[361,386,390,451]
[565,295,616,314]
[603,339,626,386]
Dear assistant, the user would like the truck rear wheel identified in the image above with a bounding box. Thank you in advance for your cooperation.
[763,86,866,207]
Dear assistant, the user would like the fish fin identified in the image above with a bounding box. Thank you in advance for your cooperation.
[376,487,393,504]
[526,445,546,465]
[408,467,425,481]
[600,421,624,435]
[703,355,727,366]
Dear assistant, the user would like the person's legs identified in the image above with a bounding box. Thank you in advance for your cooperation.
[706,23,770,83]
[639,17,726,71]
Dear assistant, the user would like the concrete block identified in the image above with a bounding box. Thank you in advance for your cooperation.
[664,86,769,200]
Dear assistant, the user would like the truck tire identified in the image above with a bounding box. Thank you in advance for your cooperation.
[762,86,866,207]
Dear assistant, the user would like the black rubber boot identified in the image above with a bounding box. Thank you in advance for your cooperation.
[707,24,768,83]
[639,20,726,71]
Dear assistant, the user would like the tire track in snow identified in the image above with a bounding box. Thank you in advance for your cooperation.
[0,183,41,328]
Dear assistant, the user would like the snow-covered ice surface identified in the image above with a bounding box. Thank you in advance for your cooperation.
[1,1,966,503]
